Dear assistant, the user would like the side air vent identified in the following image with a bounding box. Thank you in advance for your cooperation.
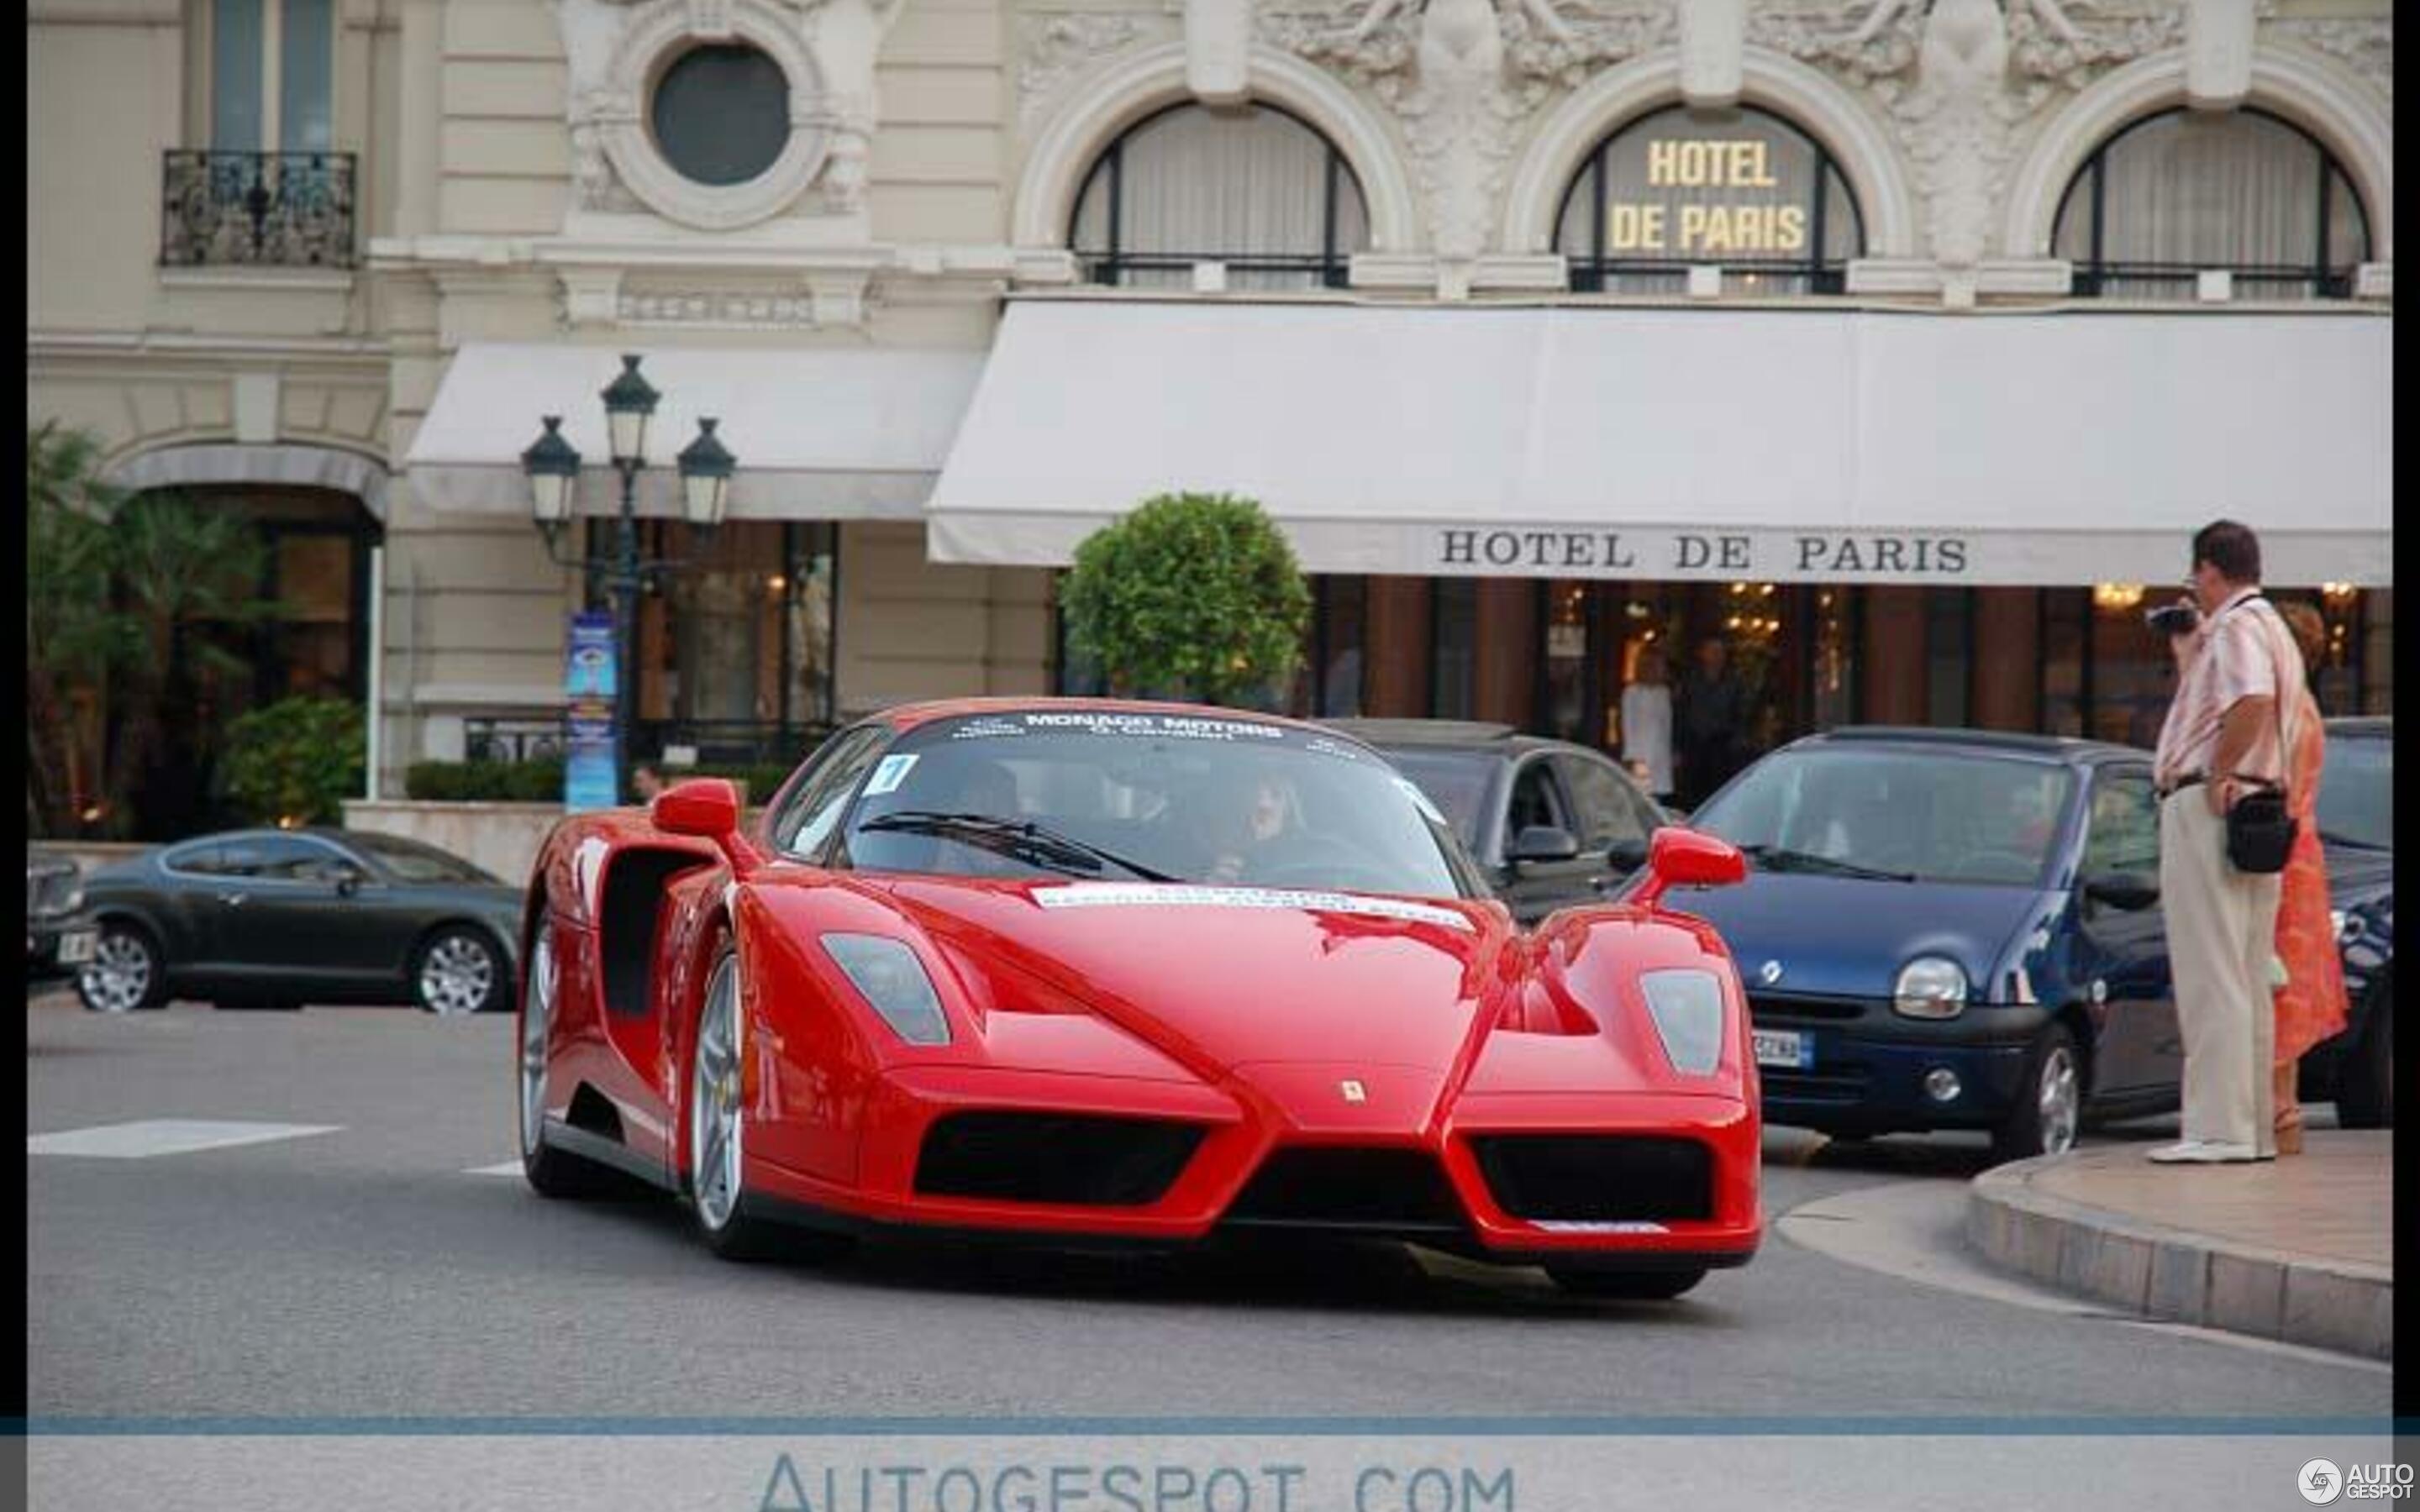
[914,1112,1203,1206]
[1469,1134,1713,1223]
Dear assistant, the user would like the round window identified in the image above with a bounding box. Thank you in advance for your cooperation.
[650,44,791,187]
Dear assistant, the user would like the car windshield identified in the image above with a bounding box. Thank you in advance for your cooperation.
[2315,734,2391,850]
[838,711,1470,897]
[344,831,498,885]
[1375,749,1492,853]
[1691,747,2075,888]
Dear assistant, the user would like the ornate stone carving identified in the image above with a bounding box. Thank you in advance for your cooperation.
[1017,13,1165,129]
[552,0,905,231]
[614,278,872,329]
[2269,18,2391,103]
[1262,0,1670,265]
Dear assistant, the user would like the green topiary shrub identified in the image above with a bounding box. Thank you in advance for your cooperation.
[220,696,366,827]
[1060,491,1312,706]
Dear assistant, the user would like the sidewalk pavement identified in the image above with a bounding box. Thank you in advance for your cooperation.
[1966,1130,2392,1361]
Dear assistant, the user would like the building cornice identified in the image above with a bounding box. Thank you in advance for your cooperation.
[29,330,395,360]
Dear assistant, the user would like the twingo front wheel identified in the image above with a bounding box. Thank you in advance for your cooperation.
[1992,1022,2084,1163]
[518,914,618,1199]
[1544,1264,1708,1300]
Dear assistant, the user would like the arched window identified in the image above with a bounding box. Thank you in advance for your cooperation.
[2054,108,2371,300]
[1069,104,1369,290]
[1555,105,1863,295]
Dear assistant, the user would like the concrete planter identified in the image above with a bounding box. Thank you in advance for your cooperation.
[341,801,566,888]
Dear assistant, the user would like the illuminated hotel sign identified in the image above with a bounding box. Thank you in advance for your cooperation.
[1607,137,1808,258]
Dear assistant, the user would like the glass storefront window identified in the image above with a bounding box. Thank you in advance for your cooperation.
[1431,580,1477,720]
[1542,580,1591,743]
[629,520,836,760]
[2087,585,2169,748]
[1808,587,1855,731]
[2041,591,2087,738]
[1317,575,1366,717]
[1925,588,1971,728]
[2358,588,2391,715]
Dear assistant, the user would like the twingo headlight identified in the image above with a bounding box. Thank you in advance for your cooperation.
[1893,956,1969,1021]
[1639,969,1728,1076]
[820,934,950,1046]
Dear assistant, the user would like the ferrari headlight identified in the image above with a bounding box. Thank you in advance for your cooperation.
[1893,956,1969,1021]
[1639,969,1728,1076]
[820,934,950,1046]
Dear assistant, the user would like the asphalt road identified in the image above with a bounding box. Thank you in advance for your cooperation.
[25,991,2390,1422]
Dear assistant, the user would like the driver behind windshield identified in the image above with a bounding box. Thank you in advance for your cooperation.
[1201,769,1306,886]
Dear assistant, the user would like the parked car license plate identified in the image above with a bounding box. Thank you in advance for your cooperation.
[55,930,98,965]
[1752,1028,1812,1070]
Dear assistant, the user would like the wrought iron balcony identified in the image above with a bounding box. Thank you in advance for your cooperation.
[160,150,356,270]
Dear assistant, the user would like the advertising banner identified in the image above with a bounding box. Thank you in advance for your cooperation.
[564,611,618,812]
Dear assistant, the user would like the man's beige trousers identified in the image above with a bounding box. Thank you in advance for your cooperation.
[2158,791,2279,1154]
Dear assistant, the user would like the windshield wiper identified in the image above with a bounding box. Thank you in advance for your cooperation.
[1739,844,1917,884]
[857,810,1182,884]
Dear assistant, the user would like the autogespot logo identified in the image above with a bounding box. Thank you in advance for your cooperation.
[2304,1461,2344,1504]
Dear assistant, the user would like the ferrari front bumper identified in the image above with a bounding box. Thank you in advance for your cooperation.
[743,1066,1761,1267]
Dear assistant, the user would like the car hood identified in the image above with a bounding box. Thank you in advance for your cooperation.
[872,878,1511,1079]
[1657,869,2045,1002]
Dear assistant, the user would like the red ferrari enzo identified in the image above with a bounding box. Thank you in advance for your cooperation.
[517,699,1759,1298]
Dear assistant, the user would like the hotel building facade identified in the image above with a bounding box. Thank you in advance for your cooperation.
[27,0,2393,816]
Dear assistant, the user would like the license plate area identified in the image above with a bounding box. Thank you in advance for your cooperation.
[55,930,98,965]
[1752,1028,1813,1070]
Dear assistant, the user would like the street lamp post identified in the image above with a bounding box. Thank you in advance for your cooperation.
[518,354,736,805]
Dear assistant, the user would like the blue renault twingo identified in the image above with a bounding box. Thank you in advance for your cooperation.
[1636,727,2179,1162]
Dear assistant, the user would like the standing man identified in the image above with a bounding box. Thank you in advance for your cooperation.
[1677,636,1749,808]
[2149,520,2303,1164]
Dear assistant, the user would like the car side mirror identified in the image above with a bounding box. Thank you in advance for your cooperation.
[655,778,741,839]
[1509,825,1581,865]
[333,864,364,897]
[1605,836,1651,873]
[1628,827,1747,910]
[2083,870,2160,911]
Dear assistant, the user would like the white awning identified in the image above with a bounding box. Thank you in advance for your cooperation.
[926,301,2392,585]
[405,344,985,520]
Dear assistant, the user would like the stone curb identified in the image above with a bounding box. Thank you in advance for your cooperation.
[1965,1157,2392,1362]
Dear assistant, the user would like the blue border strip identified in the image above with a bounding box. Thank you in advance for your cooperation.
[10,1416,2409,1437]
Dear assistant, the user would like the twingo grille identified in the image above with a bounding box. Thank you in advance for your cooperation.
[1469,1135,1714,1224]
[913,1112,1204,1206]
[1222,1147,1468,1236]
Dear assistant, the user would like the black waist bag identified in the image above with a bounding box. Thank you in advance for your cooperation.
[2225,782,2296,874]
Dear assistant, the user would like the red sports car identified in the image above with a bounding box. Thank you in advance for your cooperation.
[517,698,1760,1298]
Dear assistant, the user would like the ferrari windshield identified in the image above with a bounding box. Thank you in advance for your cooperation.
[1691,747,2076,888]
[837,711,1470,897]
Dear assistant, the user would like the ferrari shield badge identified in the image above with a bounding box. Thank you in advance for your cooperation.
[1339,1079,1368,1104]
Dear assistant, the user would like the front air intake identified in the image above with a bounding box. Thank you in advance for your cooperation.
[1469,1134,1714,1223]
[913,1111,1202,1206]
[1223,1147,1467,1236]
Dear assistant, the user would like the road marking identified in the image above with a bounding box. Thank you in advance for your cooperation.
[465,1160,524,1177]
[27,1120,339,1158]
[1779,1179,2391,1375]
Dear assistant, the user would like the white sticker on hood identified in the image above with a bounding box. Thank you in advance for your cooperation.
[1532,1220,1670,1234]
[1034,882,1473,931]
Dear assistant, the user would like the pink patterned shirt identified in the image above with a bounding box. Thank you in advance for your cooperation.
[2153,587,2301,790]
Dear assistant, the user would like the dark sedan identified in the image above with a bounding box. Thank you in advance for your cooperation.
[1323,719,1672,925]
[27,847,99,987]
[1634,727,2177,1162]
[2304,716,2392,1127]
[76,828,523,1016]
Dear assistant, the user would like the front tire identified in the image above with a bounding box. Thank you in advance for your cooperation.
[519,914,618,1199]
[1546,1264,1707,1300]
[686,940,847,1263]
[77,921,165,1013]
[415,926,508,1016]
[1992,1022,2083,1163]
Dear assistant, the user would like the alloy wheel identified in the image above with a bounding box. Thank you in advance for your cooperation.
[689,955,744,1232]
[80,930,154,1014]
[419,932,496,1016]
[2036,1043,2081,1155]
[519,927,555,1159]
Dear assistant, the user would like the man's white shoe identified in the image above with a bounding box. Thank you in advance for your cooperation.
[2147,1140,2260,1163]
